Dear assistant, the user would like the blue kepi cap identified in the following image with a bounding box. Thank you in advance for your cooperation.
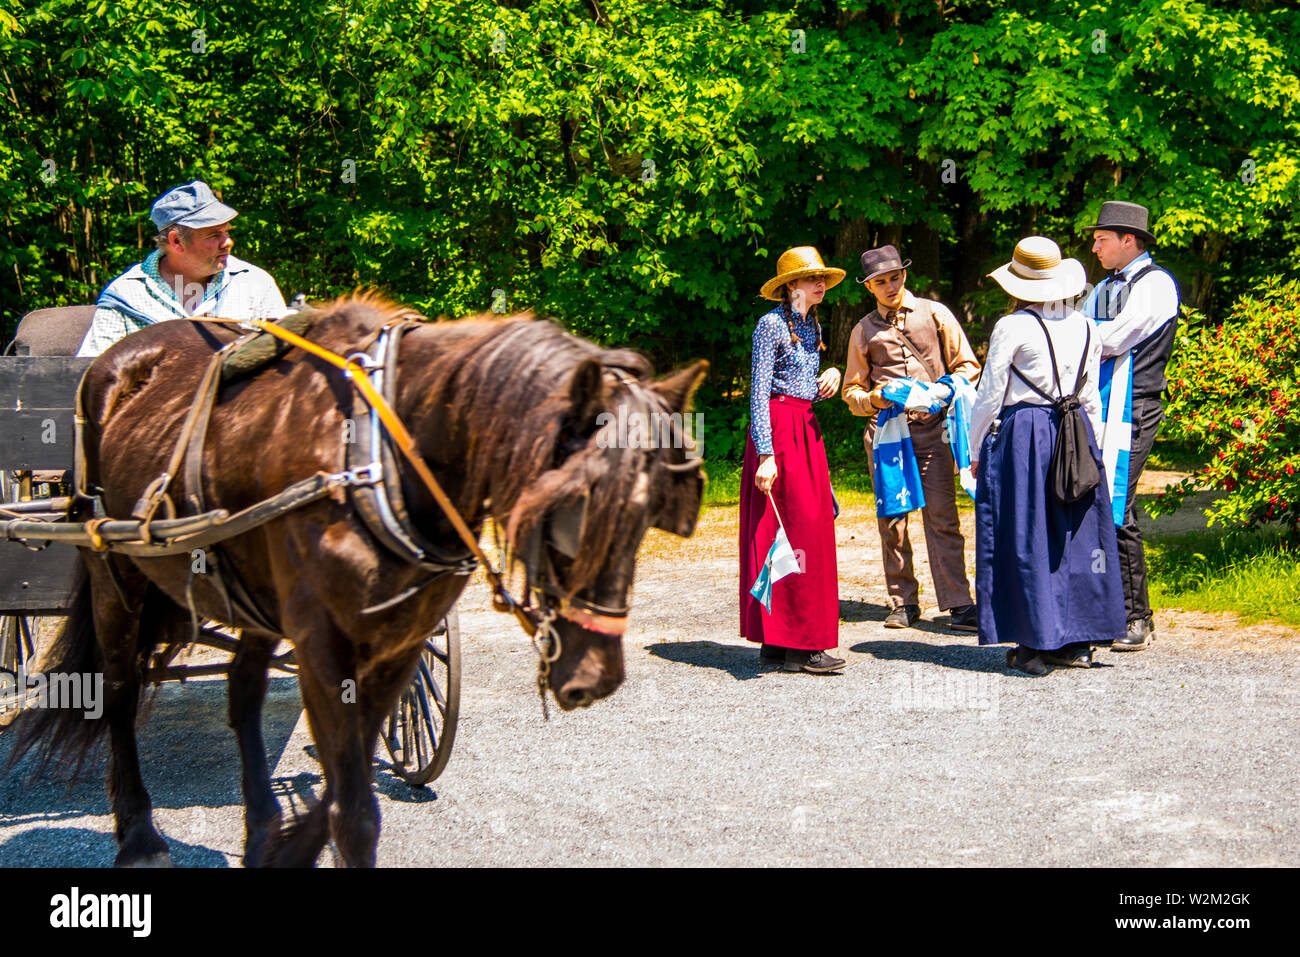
[150,180,238,231]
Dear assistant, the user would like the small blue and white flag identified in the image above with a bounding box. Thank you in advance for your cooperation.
[749,525,803,614]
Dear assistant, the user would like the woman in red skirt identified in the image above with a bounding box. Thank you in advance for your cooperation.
[739,247,846,673]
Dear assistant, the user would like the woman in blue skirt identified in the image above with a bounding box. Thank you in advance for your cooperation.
[969,237,1126,675]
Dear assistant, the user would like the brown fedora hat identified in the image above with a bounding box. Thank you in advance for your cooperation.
[857,245,911,284]
[1084,200,1155,244]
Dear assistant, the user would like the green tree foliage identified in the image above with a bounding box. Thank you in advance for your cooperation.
[1149,278,1300,538]
[1,0,1298,462]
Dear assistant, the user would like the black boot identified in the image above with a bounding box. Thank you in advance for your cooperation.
[1005,646,1049,676]
[783,649,847,674]
[1041,643,1094,668]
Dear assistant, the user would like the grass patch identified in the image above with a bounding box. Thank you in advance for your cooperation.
[702,461,974,512]
[1145,438,1205,473]
[1148,528,1300,627]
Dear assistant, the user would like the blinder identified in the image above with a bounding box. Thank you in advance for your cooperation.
[545,493,589,559]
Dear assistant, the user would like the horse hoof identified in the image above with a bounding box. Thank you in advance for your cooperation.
[115,852,173,868]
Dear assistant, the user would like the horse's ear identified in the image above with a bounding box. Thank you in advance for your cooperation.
[650,360,709,412]
[567,357,604,432]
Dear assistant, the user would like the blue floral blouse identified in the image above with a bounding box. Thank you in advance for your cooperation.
[749,305,823,455]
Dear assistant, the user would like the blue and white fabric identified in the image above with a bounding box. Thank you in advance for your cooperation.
[873,400,926,517]
[1084,276,1136,527]
[937,373,978,500]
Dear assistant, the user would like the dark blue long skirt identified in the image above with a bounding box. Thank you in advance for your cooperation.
[975,402,1126,650]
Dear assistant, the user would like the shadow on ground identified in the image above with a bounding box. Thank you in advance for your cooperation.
[645,640,768,680]
[0,677,303,812]
[0,824,229,867]
[851,638,1015,675]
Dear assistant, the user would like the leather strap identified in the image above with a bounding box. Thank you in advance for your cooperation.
[886,306,942,383]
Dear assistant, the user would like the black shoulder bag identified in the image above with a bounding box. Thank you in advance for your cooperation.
[1009,314,1100,505]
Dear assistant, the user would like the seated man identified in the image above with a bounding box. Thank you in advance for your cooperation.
[77,181,287,357]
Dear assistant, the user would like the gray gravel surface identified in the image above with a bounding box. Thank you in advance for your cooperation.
[1,505,1297,867]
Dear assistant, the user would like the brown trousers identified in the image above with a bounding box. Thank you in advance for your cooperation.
[865,413,973,610]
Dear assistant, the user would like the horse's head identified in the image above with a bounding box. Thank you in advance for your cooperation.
[496,341,707,711]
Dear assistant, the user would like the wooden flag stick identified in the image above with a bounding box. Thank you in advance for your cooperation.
[765,489,788,534]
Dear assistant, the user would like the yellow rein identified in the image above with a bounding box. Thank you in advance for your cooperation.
[194,316,539,637]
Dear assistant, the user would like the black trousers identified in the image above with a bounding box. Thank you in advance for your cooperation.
[1117,394,1165,623]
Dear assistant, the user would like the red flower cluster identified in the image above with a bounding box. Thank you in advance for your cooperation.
[1150,278,1300,538]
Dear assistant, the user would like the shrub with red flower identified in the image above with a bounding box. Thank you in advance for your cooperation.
[1148,278,1300,537]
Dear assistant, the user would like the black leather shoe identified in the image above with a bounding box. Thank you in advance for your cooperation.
[1041,644,1093,668]
[1113,616,1154,651]
[884,604,922,628]
[783,649,847,673]
[948,604,978,633]
[759,643,785,661]
[1006,647,1049,676]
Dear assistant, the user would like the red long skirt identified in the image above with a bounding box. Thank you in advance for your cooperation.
[738,395,839,651]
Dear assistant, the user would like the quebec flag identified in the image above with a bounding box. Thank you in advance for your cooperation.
[749,526,803,614]
[937,374,978,501]
[873,403,926,517]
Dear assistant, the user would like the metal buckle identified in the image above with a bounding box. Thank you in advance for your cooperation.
[336,462,382,486]
[342,352,378,375]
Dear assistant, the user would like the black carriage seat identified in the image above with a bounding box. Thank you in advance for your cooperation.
[4,306,96,487]
[8,305,96,358]
[1,310,96,614]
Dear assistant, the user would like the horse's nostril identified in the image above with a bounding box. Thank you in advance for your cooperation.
[563,688,594,709]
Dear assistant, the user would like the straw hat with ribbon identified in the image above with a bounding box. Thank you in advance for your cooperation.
[988,236,1087,304]
[759,246,846,301]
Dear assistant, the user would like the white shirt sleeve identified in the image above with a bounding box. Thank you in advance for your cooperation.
[969,315,1017,462]
[76,306,138,357]
[1096,270,1179,358]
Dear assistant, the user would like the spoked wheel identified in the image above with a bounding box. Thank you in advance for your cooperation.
[0,614,38,724]
[382,606,461,787]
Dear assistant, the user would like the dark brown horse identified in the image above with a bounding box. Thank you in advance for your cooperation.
[12,294,705,867]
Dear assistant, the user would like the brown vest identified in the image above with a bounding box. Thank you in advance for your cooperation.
[857,298,944,385]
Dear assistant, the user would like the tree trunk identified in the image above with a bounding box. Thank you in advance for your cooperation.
[827,215,872,366]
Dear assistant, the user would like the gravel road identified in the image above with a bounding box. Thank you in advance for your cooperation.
[1,500,1296,867]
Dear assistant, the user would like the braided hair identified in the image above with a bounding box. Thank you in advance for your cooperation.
[779,283,826,353]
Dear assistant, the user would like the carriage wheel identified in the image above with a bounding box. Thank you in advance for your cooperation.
[0,614,39,724]
[382,606,461,787]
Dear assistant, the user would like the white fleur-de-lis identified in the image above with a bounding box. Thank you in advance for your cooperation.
[896,488,911,506]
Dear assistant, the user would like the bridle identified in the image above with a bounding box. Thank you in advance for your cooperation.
[189,316,698,717]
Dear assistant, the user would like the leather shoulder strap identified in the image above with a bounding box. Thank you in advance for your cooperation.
[894,302,941,382]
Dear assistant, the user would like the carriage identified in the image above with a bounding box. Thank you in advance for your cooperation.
[0,305,460,788]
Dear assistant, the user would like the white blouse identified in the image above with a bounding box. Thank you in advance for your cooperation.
[968,304,1104,460]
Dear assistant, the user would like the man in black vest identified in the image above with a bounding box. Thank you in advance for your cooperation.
[1084,201,1180,651]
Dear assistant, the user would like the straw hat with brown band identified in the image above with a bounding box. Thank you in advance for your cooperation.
[987,236,1087,304]
[759,246,846,301]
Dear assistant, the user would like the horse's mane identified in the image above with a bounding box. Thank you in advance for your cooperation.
[307,294,663,597]
[419,314,657,596]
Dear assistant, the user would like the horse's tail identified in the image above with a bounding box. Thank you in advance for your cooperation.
[5,560,108,780]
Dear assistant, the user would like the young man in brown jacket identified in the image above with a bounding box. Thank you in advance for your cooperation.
[841,245,981,631]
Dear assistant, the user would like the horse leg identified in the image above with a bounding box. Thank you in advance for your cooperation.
[226,629,281,867]
[265,647,363,867]
[296,645,381,867]
[93,566,171,867]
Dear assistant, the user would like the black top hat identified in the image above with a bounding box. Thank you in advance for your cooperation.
[1084,201,1155,244]
[857,245,912,284]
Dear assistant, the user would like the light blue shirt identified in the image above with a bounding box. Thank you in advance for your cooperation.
[77,252,287,357]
